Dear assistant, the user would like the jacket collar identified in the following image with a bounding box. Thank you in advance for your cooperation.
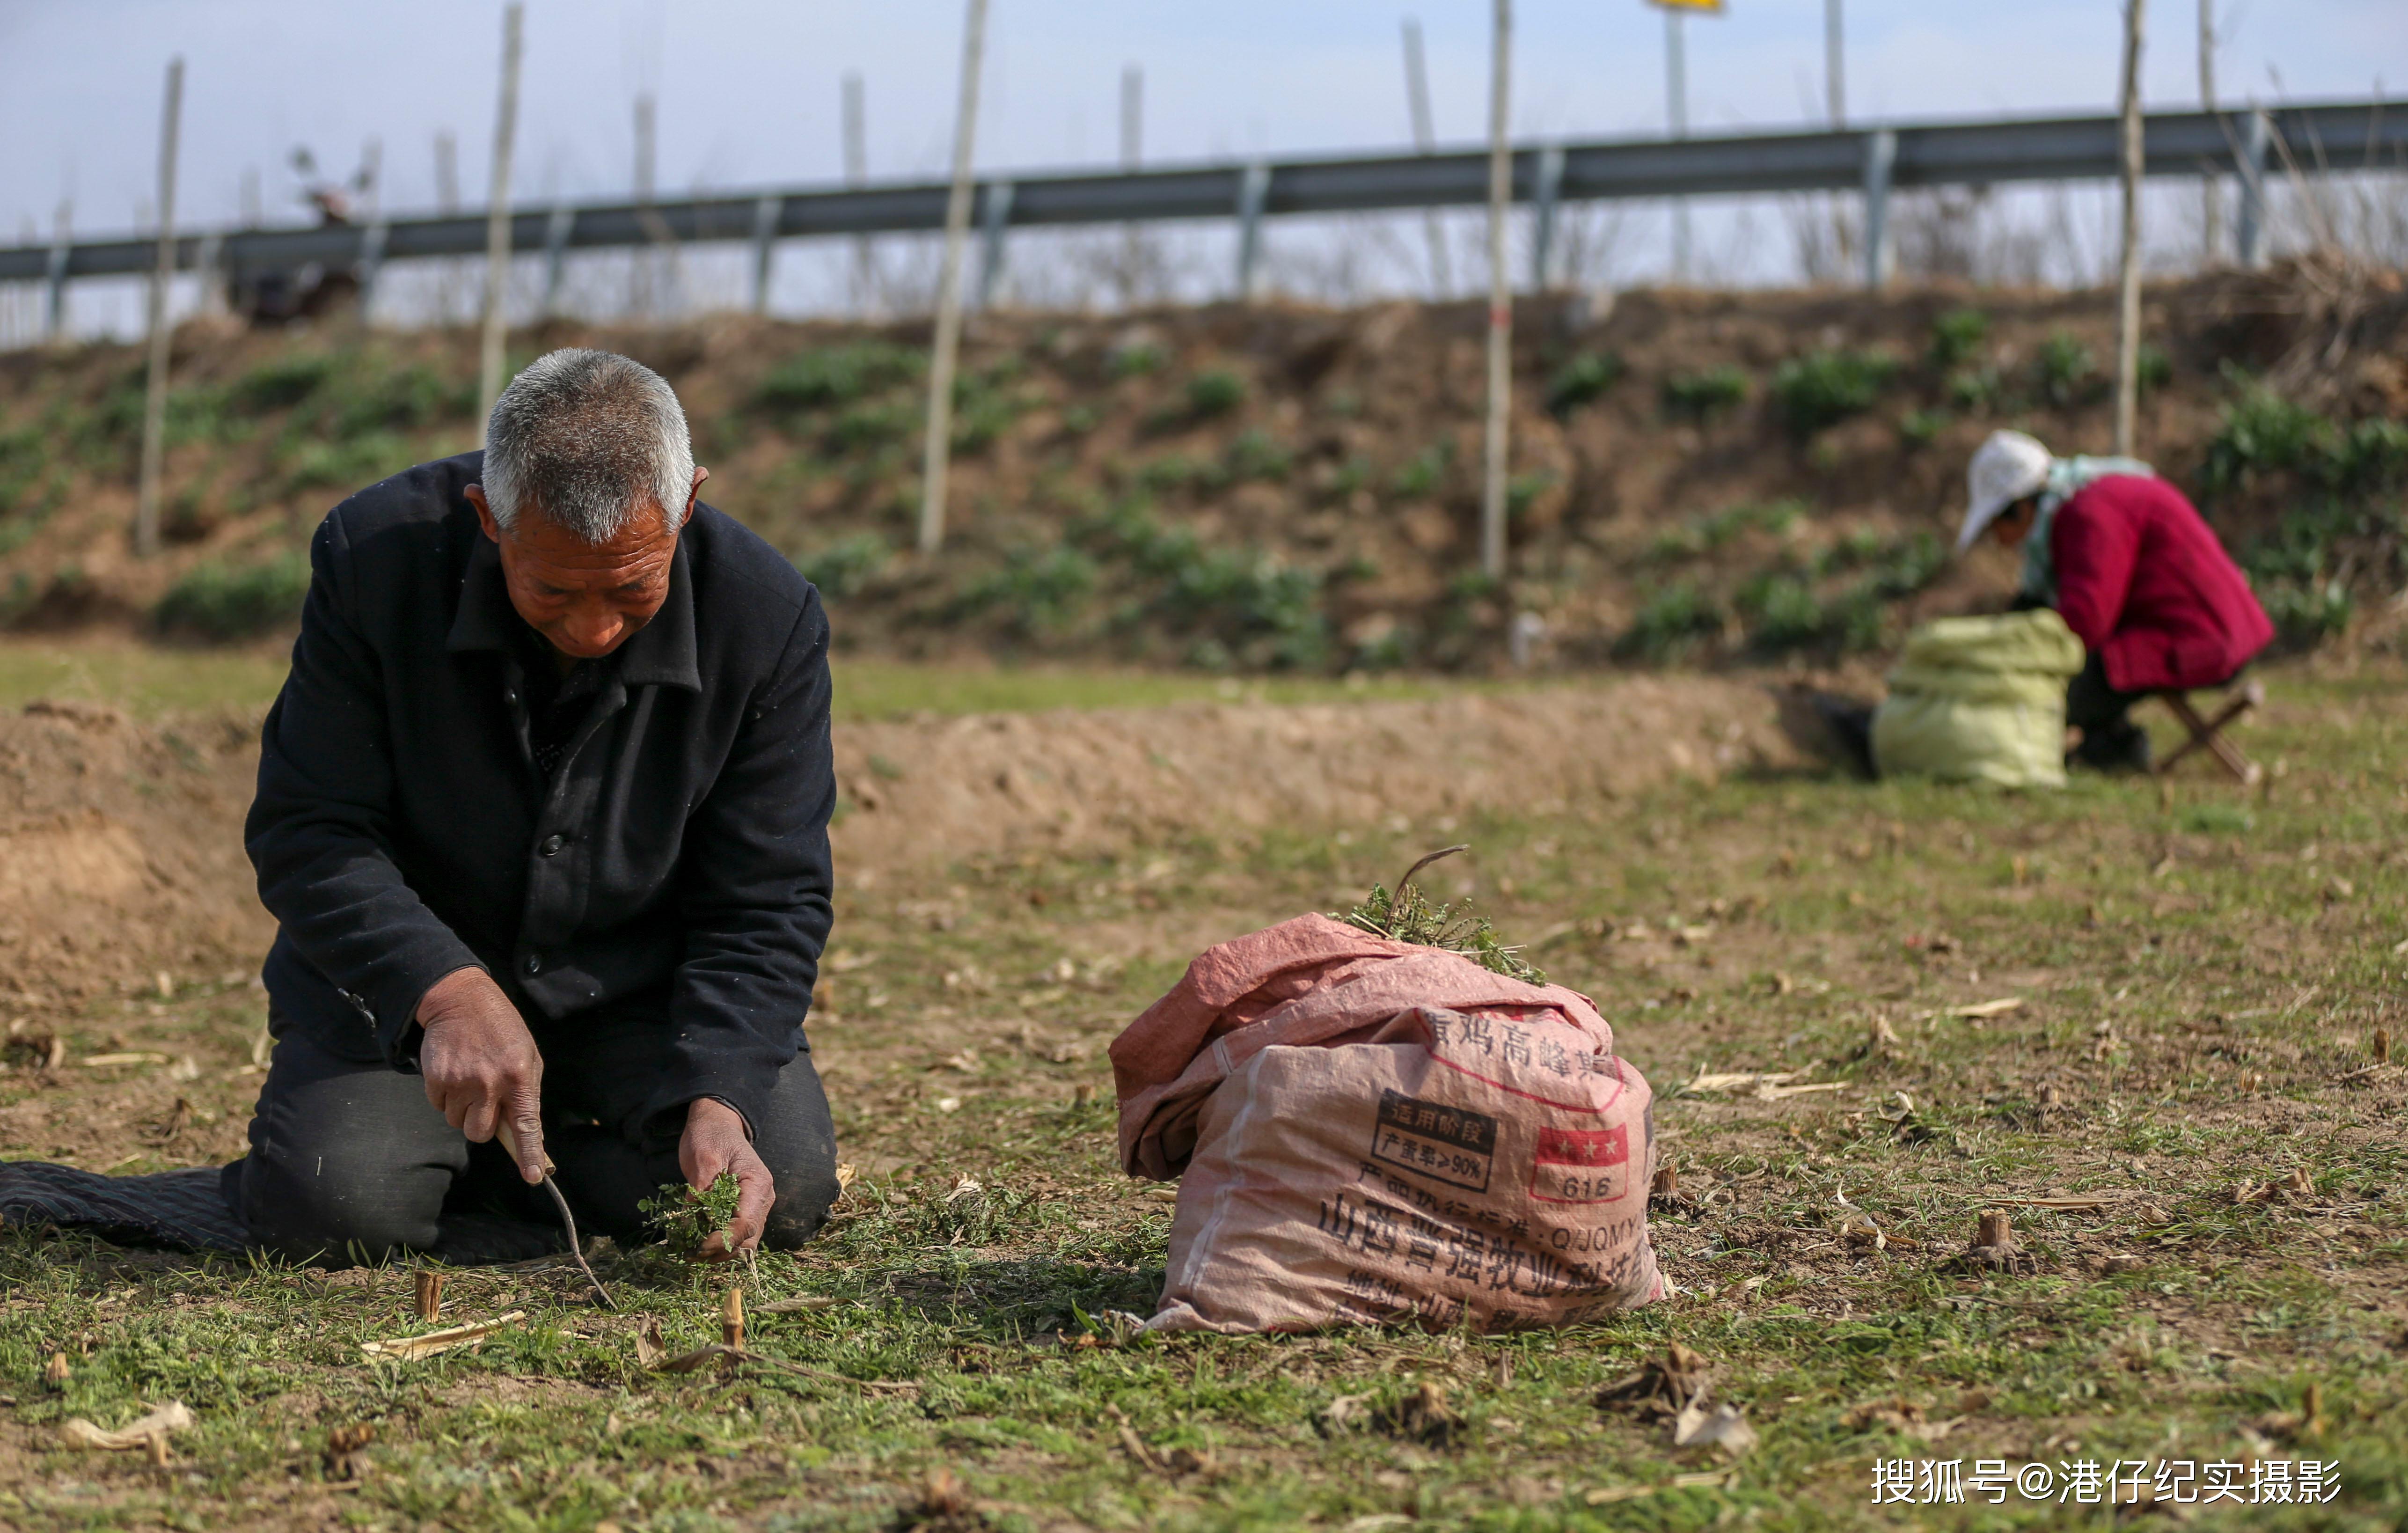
[445,524,702,693]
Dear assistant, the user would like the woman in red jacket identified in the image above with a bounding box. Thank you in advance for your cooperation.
[1958,430,2275,772]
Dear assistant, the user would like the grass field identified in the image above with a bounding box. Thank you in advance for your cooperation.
[0,636,1481,723]
[1,649,2403,1531]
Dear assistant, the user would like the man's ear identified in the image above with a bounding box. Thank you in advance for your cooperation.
[683,466,710,531]
[465,484,503,544]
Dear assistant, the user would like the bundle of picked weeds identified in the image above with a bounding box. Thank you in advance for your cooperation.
[1340,845,1544,985]
[640,1171,742,1260]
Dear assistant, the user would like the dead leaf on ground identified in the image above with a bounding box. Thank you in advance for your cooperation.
[323,1422,375,1480]
[1991,1194,2125,1211]
[896,1466,990,1531]
[60,1401,193,1453]
[1318,1392,1375,1434]
[1844,1399,1961,1443]
[358,1311,525,1362]
[1951,998,2025,1020]
[2,1030,65,1072]
[1671,1400,1758,1459]
[1597,1343,1712,1420]
[632,1314,666,1366]
[1683,1068,1851,1100]
[754,1295,844,1314]
[1586,1470,1735,1504]
[1372,1380,1462,1448]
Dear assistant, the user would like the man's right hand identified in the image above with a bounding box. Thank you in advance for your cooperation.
[417,967,548,1184]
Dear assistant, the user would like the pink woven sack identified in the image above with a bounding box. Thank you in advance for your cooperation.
[1111,913,1664,1334]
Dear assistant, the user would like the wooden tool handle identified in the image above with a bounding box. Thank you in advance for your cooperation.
[494,1119,556,1176]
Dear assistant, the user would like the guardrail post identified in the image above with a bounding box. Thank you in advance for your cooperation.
[541,202,573,317]
[2234,107,2269,268]
[975,180,1014,309]
[44,231,70,340]
[354,219,388,324]
[193,230,222,315]
[1860,126,1896,289]
[750,195,783,315]
[1234,161,1271,302]
[1529,143,1564,292]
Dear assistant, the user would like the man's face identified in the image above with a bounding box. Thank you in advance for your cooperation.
[465,468,705,660]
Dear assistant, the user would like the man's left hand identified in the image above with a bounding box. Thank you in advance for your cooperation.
[679,1097,773,1259]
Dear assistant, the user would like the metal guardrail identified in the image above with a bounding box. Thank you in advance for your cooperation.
[2,99,2397,312]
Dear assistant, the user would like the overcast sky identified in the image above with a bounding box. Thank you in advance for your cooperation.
[1,0,2401,241]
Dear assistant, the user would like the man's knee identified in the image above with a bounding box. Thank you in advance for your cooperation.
[753,1049,841,1250]
[761,1157,841,1250]
[236,1147,450,1264]
[237,1033,464,1265]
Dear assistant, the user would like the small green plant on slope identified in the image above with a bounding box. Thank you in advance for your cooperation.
[960,546,1101,637]
[1545,351,1625,418]
[1927,308,1989,370]
[1771,349,1899,437]
[1661,365,1749,422]
[1389,443,1450,499]
[795,533,892,599]
[2033,331,2100,408]
[153,554,312,641]
[230,353,341,413]
[1185,368,1247,418]
[2201,375,2408,497]
[1618,579,1723,661]
[756,342,925,414]
[1646,500,1804,562]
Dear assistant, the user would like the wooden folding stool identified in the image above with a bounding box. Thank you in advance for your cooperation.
[2152,679,2264,785]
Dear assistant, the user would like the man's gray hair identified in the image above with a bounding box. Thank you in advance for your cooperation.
[482,349,695,541]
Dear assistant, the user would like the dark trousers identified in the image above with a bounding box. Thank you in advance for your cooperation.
[225,1011,839,1265]
[2065,650,2153,771]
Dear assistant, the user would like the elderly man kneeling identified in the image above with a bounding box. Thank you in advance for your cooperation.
[226,348,839,1262]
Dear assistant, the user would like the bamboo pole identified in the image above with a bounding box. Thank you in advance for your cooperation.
[631,92,657,319]
[917,0,989,556]
[2198,0,2221,262]
[476,2,525,446]
[842,73,874,313]
[1401,18,1453,299]
[133,57,184,559]
[1825,0,1845,127]
[2114,0,2147,458]
[1478,0,1513,581]
[1665,6,1690,281]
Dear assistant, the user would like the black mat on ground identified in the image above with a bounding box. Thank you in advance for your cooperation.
[0,1159,565,1264]
[0,1162,249,1253]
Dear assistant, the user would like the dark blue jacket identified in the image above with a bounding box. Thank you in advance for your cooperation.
[245,451,834,1140]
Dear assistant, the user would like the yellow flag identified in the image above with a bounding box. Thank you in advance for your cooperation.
[1649,0,1726,11]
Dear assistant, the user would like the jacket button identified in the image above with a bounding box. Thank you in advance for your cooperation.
[524,953,543,976]
[539,834,565,857]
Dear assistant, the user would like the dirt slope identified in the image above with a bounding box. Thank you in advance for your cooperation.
[2,260,2398,668]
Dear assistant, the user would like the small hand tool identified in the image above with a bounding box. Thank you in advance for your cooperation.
[498,1120,615,1308]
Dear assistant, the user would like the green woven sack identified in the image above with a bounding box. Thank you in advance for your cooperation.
[1871,609,2086,788]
